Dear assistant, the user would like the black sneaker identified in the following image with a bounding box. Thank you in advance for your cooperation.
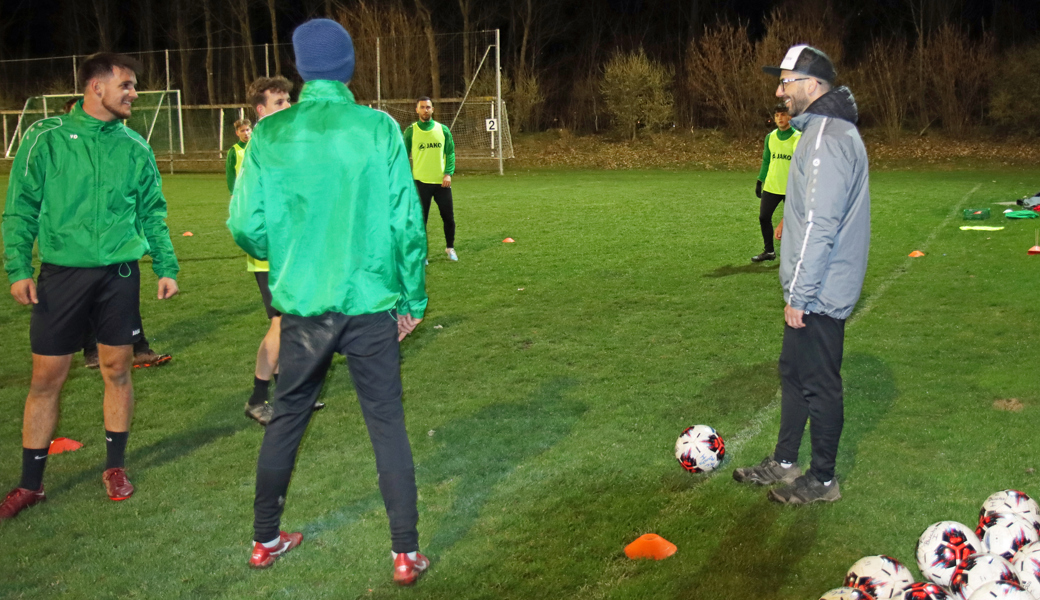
[751,251,776,263]
[733,456,801,485]
[768,474,841,504]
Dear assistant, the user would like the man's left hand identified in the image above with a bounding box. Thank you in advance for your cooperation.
[157,277,179,299]
[784,304,805,329]
[441,175,451,188]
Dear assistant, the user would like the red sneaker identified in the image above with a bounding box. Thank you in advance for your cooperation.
[249,531,303,569]
[393,551,430,586]
[102,468,134,501]
[0,487,46,521]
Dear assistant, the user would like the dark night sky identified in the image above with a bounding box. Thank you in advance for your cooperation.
[2,0,1038,61]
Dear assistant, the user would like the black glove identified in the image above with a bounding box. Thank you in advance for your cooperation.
[755,180,763,199]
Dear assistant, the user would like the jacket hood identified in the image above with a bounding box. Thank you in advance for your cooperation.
[802,86,858,124]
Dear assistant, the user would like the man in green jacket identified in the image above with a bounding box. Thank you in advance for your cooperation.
[0,53,179,521]
[403,97,458,261]
[228,19,430,584]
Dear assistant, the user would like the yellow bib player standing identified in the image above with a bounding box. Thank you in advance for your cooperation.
[403,97,458,261]
[752,103,801,263]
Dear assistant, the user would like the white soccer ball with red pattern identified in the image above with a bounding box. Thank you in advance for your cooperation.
[820,588,876,600]
[965,580,1032,599]
[844,555,915,599]
[949,553,1020,600]
[898,582,952,600]
[674,425,725,473]
[1010,540,1040,598]
[981,514,1038,561]
[918,522,984,588]
[979,491,1040,536]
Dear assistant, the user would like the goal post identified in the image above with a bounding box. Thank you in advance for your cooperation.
[6,90,184,159]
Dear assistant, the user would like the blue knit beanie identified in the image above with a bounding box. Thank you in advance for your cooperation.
[293,19,355,83]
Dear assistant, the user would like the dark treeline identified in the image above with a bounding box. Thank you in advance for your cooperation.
[1,0,1038,136]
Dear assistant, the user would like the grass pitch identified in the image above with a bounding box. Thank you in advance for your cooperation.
[1,168,1039,599]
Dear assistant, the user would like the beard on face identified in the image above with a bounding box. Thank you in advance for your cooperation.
[102,94,132,120]
[782,92,811,118]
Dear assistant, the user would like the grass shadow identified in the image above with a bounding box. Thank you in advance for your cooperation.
[47,392,251,497]
[677,498,820,599]
[421,377,586,555]
[703,263,780,278]
[836,353,898,477]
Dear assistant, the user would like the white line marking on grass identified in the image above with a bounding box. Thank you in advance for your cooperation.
[722,183,981,463]
[721,390,781,463]
[849,183,981,327]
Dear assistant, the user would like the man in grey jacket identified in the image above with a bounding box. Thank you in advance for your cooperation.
[733,45,870,504]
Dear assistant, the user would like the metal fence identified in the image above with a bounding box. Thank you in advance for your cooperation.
[0,30,509,173]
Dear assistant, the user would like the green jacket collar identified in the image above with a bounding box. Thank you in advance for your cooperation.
[69,100,124,132]
[414,119,437,131]
[299,80,356,104]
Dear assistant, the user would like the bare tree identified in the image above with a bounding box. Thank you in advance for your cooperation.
[457,0,473,84]
[203,0,216,104]
[173,0,193,103]
[267,0,282,74]
[413,0,441,99]
[231,0,259,83]
[90,0,116,51]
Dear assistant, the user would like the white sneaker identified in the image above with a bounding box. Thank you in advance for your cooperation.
[446,249,458,261]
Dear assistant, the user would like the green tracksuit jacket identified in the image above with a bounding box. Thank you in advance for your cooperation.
[227,80,428,318]
[2,100,179,284]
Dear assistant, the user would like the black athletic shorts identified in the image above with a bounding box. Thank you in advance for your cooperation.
[30,262,143,356]
[254,271,282,319]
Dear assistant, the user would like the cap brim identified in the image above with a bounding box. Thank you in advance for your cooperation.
[762,66,783,77]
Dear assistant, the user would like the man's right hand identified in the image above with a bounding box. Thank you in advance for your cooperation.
[755,180,763,199]
[10,278,38,305]
[397,314,422,341]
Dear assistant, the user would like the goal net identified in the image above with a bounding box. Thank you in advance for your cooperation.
[377,97,513,160]
[5,90,184,158]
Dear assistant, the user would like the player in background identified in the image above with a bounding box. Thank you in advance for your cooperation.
[61,97,172,370]
[0,53,179,520]
[403,97,458,261]
[236,77,322,425]
[226,118,252,194]
[752,103,801,263]
[229,19,430,583]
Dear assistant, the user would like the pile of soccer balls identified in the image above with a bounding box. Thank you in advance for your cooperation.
[818,490,1040,600]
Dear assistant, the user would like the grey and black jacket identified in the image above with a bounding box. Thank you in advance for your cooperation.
[779,86,870,321]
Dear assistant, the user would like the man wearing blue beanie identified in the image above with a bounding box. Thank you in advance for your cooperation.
[228,18,430,584]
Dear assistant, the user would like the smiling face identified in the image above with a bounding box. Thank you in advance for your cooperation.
[256,90,291,119]
[91,66,138,121]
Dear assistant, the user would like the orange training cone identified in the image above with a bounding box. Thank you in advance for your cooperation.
[1030,231,1040,255]
[624,534,677,560]
[182,231,194,237]
[503,237,515,243]
[48,437,83,455]
[908,250,925,257]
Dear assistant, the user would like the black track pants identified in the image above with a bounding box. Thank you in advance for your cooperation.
[253,311,419,553]
[759,191,785,253]
[773,313,846,483]
[415,180,455,248]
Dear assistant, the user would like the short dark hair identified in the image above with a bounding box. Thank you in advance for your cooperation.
[234,118,252,130]
[63,97,80,114]
[247,76,293,110]
[416,96,432,106]
[78,53,143,93]
[774,103,789,115]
